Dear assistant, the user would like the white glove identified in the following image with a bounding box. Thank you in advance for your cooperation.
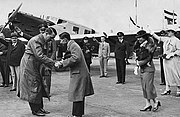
[166,53,175,59]
[134,66,139,75]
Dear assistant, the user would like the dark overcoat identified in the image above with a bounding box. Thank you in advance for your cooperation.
[62,40,94,102]
[18,34,54,104]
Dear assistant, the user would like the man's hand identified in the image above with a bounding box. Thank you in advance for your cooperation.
[166,53,175,59]
[55,61,63,68]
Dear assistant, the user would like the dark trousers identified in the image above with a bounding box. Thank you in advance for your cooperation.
[72,99,85,116]
[86,63,90,72]
[29,98,43,112]
[160,58,165,84]
[0,61,9,85]
[115,58,126,83]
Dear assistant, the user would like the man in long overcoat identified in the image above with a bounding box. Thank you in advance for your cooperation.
[56,32,94,117]
[18,27,57,116]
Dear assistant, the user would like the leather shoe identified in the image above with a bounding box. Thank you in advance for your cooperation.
[40,108,50,114]
[0,84,4,87]
[99,75,104,78]
[32,110,45,116]
[116,82,124,84]
[10,89,16,91]
[4,84,8,87]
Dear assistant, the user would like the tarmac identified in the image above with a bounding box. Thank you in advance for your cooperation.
[0,58,180,117]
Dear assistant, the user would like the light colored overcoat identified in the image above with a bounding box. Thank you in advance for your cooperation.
[62,40,94,102]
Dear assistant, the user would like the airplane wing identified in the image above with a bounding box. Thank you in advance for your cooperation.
[11,11,55,37]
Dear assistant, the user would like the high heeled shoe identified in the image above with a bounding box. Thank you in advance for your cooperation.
[161,90,171,95]
[140,105,152,111]
[153,101,161,112]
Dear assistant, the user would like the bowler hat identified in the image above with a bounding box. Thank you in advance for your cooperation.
[11,32,18,38]
[136,30,148,38]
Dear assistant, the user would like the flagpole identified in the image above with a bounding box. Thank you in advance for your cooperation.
[172,0,175,26]
[135,0,138,24]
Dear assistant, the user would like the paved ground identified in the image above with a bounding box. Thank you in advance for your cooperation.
[0,58,180,117]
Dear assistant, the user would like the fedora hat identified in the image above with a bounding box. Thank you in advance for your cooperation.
[136,30,148,38]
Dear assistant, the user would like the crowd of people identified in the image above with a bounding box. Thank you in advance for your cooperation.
[1,23,180,117]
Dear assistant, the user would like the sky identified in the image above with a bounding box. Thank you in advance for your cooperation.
[0,0,180,34]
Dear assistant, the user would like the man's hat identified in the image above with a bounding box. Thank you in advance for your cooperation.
[38,24,48,29]
[11,32,18,38]
[83,36,89,40]
[136,30,148,38]
[117,32,124,37]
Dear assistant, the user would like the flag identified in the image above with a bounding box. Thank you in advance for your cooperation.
[129,16,140,28]
[164,10,177,25]
[165,16,177,24]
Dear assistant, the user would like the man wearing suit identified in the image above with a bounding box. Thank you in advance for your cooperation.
[111,32,129,84]
[97,36,110,77]
[0,32,25,91]
[56,32,94,117]
[158,30,166,85]
[0,33,9,87]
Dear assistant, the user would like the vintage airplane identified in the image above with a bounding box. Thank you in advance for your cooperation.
[1,4,162,63]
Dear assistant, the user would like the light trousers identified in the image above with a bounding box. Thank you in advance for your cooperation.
[9,65,20,89]
[99,57,108,76]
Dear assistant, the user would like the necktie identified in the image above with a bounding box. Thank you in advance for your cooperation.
[102,43,104,50]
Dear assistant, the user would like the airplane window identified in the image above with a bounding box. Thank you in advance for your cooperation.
[73,26,79,34]
[84,29,90,34]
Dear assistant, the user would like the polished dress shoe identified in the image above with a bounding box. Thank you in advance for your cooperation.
[10,89,16,91]
[32,110,45,116]
[116,82,122,84]
[161,90,171,95]
[4,84,9,87]
[0,84,4,87]
[40,108,50,114]
[152,101,161,112]
[140,105,152,111]
[99,75,105,78]
[175,92,180,97]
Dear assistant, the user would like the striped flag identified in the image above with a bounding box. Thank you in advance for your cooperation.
[164,10,177,25]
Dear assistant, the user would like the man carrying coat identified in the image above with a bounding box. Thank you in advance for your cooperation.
[18,27,57,116]
[56,32,94,117]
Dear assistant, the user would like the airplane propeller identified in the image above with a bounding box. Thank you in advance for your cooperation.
[0,3,22,33]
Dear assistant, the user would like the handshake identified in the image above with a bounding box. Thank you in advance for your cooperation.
[54,61,63,68]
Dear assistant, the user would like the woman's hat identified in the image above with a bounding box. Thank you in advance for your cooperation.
[136,30,148,38]
[166,29,175,33]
